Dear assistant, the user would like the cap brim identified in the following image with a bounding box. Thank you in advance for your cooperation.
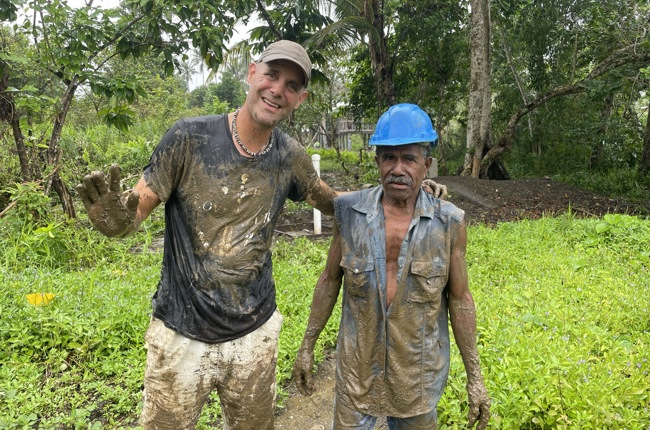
[259,54,310,86]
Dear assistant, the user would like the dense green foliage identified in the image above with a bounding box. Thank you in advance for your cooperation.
[442,214,650,429]
[1,197,648,428]
[2,0,649,213]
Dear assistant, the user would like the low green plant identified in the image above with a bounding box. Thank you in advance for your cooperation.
[438,214,650,429]
[274,237,341,386]
[1,213,649,428]
[2,181,51,225]
[557,168,650,204]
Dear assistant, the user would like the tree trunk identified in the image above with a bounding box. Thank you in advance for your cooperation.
[481,83,585,176]
[463,0,492,178]
[639,99,650,179]
[589,91,615,170]
[435,85,449,175]
[2,67,33,182]
[256,0,283,40]
[499,26,535,146]
[365,0,396,108]
[10,104,33,183]
[44,79,80,219]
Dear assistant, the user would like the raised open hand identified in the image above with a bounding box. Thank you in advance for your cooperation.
[76,164,139,238]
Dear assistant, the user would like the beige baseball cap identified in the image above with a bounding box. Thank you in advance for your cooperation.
[257,40,312,87]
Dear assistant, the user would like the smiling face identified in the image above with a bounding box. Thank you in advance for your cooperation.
[376,144,432,207]
[244,59,309,129]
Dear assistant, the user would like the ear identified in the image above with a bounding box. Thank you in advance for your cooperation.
[246,62,257,84]
[425,156,432,170]
[293,89,309,110]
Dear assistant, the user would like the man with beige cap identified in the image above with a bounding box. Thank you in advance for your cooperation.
[77,40,336,429]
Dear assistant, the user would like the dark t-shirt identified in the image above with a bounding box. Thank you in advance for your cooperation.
[143,114,320,343]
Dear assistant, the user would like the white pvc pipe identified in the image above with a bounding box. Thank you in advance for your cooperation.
[311,154,322,234]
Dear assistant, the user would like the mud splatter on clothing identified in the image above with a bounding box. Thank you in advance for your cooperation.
[141,311,283,429]
[334,186,464,417]
[143,114,320,343]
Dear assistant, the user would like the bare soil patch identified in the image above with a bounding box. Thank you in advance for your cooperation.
[434,175,648,225]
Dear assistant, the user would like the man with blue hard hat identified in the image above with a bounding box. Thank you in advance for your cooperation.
[294,103,490,429]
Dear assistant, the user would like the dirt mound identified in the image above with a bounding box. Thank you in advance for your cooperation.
[278,175,647,237]
[434,176,648,226]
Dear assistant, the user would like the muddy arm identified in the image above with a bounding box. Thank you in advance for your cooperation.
[293,222,344,396]
[304,179,340,216]
[447,222,490,430]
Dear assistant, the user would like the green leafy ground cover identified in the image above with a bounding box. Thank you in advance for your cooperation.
[1,214,648,429]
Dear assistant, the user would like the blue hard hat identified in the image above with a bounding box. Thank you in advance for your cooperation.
[369,103,438,148]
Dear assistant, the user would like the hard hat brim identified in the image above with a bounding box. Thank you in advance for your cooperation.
[369,137,438,147]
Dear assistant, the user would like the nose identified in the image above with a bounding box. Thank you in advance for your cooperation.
[392,159,406,175]
[269,81,283,98]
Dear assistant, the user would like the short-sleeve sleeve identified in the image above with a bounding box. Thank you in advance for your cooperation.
[143,120,189,203]
[284,136,320,203]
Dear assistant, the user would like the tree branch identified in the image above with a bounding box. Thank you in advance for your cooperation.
[256,0,283,40]
[481,44,650,177]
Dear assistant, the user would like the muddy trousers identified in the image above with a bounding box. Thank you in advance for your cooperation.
[333,396,438,430]
[141,310,283,430]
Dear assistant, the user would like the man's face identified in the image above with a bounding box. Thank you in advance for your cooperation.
[245,59,308,128]
[376,144,432,206]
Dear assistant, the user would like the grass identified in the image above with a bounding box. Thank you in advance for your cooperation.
[1,144,649,429]
[439,214,650,429]
[1,212,648,429]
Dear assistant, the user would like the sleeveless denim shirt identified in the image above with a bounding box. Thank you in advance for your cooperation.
[334,186,465,417]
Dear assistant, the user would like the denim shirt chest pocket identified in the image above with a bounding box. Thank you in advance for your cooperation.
[407,259,448,304]
[341,254,375,298]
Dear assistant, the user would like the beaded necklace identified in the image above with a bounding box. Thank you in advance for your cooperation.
[231,107,274,157]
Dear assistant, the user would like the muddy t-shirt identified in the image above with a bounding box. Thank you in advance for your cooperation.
[143,114,320,343]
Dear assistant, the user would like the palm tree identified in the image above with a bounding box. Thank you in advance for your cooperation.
[207,40,252,85]
[177,59,196,89]
[307,0,396,110]
[189,48,208,86]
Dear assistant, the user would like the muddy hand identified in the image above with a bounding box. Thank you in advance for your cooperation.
[76,164,139,238]
[422,179,448,199]
[467,380,490,430]
[292,347,315,396]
